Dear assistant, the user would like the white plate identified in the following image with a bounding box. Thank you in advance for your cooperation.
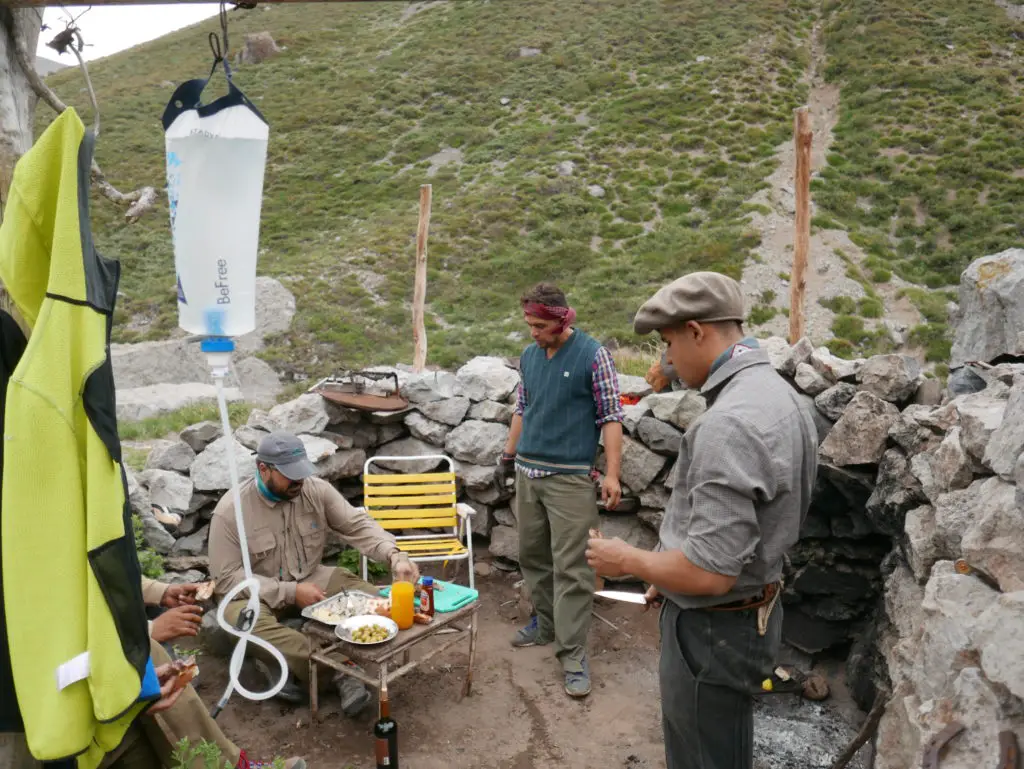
[335,615,399,645]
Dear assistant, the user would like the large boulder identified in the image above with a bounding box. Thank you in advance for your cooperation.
[144,440,196,473]
[142,469,194,513]
[645,390,706,429]
[180,421,224,454]
[960,477,1024,593]
[488,525,519,561]
[856,354,921,403]
[866,448,926,536]
[949,248,1024,366]
[814,382,857,422]
[635,417,684,456]
[820,391,900,466]
[372,438,444,474]
[444,420,509,464]
[454,356,520,402]
[314,448,366,481]
[953,385,1009,463]
[418,396,471,427]
[468,400,514,424]
[404,412,450,446]
[604,436,666,493]
[402,371,463,404]
[190,436,256,492]
[981,376,1024,479]
[809,347,863,382]
[265,393,331,435]
[239,31,281,65]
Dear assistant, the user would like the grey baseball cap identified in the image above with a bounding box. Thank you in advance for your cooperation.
[256,431,316,481]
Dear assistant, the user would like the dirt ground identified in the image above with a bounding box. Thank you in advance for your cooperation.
[185,566,868,769]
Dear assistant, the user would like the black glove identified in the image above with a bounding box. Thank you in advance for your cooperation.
[494,453,516,487]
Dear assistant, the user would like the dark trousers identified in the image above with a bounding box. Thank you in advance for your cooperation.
[659,598,782,769]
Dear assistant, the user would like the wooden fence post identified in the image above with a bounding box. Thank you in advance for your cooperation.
[413,184,432,372]
[789,106,812,344]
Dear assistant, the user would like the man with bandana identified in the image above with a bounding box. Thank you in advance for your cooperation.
[585,272,818,769]
[497,282,624,698]
[208,431,419,718]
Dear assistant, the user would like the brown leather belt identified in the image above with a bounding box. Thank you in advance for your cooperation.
[704,582,780,612]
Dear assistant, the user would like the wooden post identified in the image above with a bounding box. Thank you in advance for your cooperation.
[412,184,432,372]
[789,106,812,344]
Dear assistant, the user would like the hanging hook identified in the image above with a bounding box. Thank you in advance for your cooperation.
[47,23,99,137]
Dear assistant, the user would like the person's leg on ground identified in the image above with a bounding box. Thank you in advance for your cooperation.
[659,600,780,769]
[314,566,377,716]
[513,472,554,647]
[539,473,598,695]
[101,722,161,769]
[321,566,379,597]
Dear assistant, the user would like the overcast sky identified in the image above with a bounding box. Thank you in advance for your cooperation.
[35,4,221,63]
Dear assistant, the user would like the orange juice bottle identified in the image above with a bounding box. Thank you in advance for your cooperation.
[391,581,415,630]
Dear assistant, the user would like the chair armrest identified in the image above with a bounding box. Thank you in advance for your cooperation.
[456,503,476,518]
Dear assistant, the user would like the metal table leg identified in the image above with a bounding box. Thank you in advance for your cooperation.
[310,653,319,721]
[461,610,478,699]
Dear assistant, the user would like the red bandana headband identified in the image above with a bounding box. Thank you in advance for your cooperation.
[523,302,577,334]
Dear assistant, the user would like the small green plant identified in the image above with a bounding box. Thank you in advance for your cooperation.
[133,514,164,579]
[871,267,892,283]
[171,738,286,769]
[339,546,388,579]
[819,295,857,315]
[119,402,254,442]
[748,305,778,326]
[858,297,884,318]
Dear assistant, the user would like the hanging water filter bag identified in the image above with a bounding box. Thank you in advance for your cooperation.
[162,75,269,337]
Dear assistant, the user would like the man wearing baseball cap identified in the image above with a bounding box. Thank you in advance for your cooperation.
[209,431,419,718]
[585,271,818,769]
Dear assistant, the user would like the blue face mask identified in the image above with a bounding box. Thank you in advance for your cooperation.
[256,471,285,503]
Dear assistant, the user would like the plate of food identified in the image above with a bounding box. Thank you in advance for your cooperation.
[335,615,398,646]
[302,590,385,625]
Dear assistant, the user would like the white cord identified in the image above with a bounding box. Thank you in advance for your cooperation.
[210,370,289,712]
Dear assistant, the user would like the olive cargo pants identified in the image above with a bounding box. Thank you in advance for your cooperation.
[515,471,599,673]
[223,566,376,689]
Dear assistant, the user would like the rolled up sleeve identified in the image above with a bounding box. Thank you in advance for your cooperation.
[681,416,776,577]
[319,480,399,565]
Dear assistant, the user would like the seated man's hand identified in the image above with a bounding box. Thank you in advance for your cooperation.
[147,662,191,714]
[161,583,199,608]
[295,582,326,609]
[391,552,420,584]
[151,605,203,643]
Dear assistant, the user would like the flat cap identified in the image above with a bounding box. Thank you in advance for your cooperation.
[633,271,744,334]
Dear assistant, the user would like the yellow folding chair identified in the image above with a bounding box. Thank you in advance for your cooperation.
[360,454,476,590]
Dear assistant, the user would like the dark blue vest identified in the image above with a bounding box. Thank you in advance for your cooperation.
[517,329,602,475]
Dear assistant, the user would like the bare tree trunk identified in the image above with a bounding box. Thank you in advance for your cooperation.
[0,8,40,322]
[0,8,39,225]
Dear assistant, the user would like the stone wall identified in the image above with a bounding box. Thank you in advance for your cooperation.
[127,337,1024,764]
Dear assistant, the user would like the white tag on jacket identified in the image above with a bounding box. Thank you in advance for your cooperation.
[56,652,91,691]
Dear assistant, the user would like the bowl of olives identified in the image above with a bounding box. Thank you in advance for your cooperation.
[337,615,399,645]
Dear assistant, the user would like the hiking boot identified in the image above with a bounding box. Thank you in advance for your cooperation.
[564,656,591,698]
[251,659,305,705]
[237,750,307,769]
[334,666,372,717]
[511,615,553,648]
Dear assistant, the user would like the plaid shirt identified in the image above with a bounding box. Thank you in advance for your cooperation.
[513,343,623,479]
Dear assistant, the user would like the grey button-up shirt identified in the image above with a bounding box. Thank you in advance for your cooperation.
[659,349,819,610]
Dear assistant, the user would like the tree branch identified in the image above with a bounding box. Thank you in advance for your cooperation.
[10,19,157,222]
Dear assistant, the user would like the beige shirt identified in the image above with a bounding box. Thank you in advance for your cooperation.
[208,476,400,610]
[141,576,169,606]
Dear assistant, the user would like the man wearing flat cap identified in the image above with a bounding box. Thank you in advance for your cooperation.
[586,271,818,769]
[209,430,419,718]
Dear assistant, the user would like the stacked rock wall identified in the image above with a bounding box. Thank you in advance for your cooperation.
[127,340,1024,762]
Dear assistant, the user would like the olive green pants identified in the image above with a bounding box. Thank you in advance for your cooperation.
[515,471,599,673]
[223,567,377,689]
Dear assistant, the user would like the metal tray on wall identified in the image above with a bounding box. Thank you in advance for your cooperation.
[309,370,409,412]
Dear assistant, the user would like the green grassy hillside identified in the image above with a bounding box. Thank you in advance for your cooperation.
[36,0,1023,377]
